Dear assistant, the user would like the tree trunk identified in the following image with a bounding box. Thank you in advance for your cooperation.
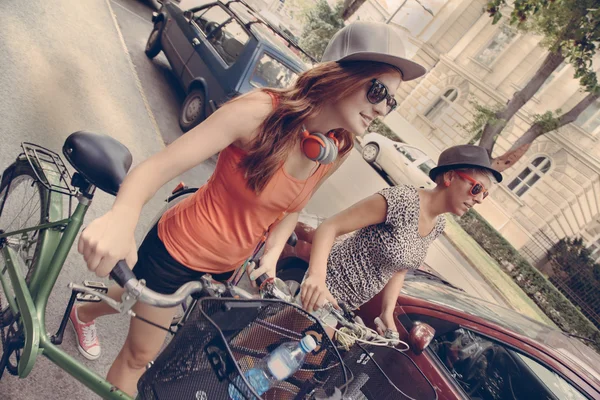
[478,51,565,154]
[491,92,600,172]
[341,0,367,19]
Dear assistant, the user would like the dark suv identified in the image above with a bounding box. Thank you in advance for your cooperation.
[146,0,311,132]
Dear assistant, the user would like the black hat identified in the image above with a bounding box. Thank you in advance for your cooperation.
[429,145,503,183]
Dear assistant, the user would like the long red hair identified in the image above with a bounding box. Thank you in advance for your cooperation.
[240,61,402,194]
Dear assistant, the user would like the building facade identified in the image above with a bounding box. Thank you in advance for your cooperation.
[352,0,600,265]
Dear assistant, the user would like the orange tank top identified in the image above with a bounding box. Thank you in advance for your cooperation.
[158,99,332,273]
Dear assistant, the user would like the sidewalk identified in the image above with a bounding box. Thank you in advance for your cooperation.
[443,217,557,327]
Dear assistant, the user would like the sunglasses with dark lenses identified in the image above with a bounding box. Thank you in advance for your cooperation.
[455,171,489,199]
[367,79,398,115]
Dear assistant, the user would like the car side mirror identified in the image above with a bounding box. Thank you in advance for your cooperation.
[408,321,435,355]
[183,10,193,22]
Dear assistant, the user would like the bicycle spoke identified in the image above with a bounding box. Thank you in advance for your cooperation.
[3,184,40,231]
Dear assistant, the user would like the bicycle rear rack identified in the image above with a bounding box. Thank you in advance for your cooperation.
[21,142,76,197]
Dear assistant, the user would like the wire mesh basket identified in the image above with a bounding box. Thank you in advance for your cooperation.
[137,298,347,400]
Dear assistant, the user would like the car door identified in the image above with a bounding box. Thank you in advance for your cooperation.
[160,4,198,82]
[407,156,436,188]
[183,4,252,101]
[386,145,424,185]
[398,310,592,400]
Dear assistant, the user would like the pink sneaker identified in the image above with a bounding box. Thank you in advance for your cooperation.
[69,306,101,360]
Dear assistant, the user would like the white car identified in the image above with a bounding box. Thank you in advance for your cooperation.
[359,133,437,188]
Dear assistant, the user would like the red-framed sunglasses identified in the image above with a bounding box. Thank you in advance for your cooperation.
[455,171,489,199]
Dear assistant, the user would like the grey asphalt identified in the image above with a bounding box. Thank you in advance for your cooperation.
[0,1,505,398]
[0,0,213,398]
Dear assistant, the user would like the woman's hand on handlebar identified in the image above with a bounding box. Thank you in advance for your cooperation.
[78,208,138,277]
[300,273,339,312]
[249,252,278,287]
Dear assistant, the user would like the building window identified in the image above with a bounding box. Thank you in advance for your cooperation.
[508,156,551,197]
[475,25,517,66]
[575,98,600,135]
[424,88,459,123]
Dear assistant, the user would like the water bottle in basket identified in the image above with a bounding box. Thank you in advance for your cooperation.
[229,335,318,399]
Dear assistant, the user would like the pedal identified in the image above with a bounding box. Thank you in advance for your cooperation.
[83,280,108,293]
[76,292,102,302]
[76,280,108,303]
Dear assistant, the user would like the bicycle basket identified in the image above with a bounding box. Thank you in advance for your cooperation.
[137,298,347,400]
[338,344,437,400]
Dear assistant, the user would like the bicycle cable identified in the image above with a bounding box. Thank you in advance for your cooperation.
[321,320,410,351]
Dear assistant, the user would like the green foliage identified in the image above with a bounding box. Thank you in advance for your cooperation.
[458,99,505,140]
[298,0,345,60]
[486,0,599,93]
[532,109,562,132]
[454,209,600,352]
[367,119,403,142]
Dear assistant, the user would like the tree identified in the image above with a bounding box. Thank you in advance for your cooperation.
[548,237,600,314]
[298,0,345,60]
[468,0,600,172]
[341,0,367,19]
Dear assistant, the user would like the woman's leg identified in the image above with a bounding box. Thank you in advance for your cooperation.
[107,300,177,396]
[70,285,125,360]
[77,285,124,322]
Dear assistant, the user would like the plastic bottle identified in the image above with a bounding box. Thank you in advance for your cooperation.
[228,335,317,399]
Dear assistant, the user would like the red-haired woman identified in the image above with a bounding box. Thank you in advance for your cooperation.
[73,21,426,395]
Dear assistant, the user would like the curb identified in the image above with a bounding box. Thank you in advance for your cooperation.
[104,0,165,148]
[440,231,516,310]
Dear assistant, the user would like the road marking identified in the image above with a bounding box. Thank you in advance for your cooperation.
[104,0,165,148]
[110,0,152,25]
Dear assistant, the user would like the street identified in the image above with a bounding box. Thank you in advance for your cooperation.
[0,0,504,398]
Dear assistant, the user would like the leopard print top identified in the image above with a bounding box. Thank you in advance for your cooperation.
[325,185,446,309]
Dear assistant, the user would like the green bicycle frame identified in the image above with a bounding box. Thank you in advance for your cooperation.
[0,188,132,399]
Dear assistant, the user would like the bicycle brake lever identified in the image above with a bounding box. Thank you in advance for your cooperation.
[68,283,124,313]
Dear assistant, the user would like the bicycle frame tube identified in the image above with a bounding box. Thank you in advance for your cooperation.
[29,185,66,301]
[1,193,133,399]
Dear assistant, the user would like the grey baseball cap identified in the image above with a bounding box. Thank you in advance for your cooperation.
[321,21,427,81]
[429,145,503,182]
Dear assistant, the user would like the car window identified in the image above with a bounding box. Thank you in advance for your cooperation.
[418,159,436,176]
[428,327,588,400]
[250,53,298,89]
[396,145,426,163]
[192,5,250,66]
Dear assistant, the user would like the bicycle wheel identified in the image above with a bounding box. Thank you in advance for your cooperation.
[0,159,49,326]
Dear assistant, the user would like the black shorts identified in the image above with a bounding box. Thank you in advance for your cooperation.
[132,224,233,295]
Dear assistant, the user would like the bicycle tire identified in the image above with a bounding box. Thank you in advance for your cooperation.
[0,159,50,326]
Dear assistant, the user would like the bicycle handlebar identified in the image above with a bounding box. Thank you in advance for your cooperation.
[110,260,136,287]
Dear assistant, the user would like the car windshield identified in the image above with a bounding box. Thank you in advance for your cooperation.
[228,3,307,67]
[404,276,600,386]
[250,53,298,89]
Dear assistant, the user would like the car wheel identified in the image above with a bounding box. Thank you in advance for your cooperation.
[145,20,164,59]
[179,89,206,132]
[362,143,379,163]
[276,258,308,297]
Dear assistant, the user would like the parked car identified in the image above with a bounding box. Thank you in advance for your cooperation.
[276,220,600,399]
[360,132,437,188]
[146,0,310,132]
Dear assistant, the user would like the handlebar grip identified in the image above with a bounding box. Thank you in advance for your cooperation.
[110,260,136,287]
[287,232,298,247]
[256,273,270,287]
